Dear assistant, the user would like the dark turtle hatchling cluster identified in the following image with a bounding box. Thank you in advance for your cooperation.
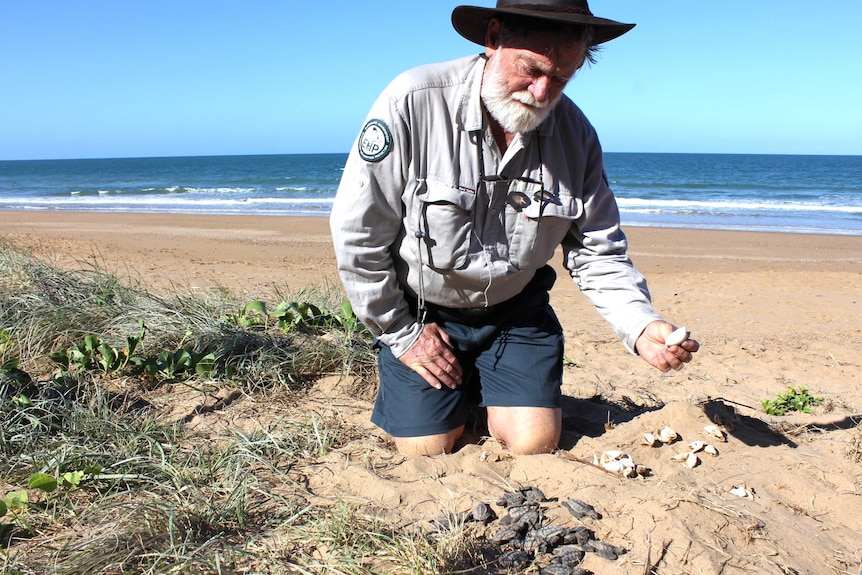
[433,486,627,574]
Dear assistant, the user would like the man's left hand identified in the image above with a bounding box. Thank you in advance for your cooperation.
[635,320,699,372]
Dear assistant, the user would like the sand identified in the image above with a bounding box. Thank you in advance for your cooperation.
[3,210,862,574]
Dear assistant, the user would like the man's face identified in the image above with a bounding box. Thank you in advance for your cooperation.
[481,22,585,134]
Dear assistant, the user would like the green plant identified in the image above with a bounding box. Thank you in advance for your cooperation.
[49,322,145,376]
[47,321,216,382]
[762,386,824,416]
[131,348,215,380]
[0,328,15,356]
[28,465,105,492]
[0,491,30,534]
[271,300,327,330]
[331,299,368,337]
[223,300,269,329]
[231,297,369,335]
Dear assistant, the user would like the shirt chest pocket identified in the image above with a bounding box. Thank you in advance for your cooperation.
[414,179,476,271]
[508,192,583,270]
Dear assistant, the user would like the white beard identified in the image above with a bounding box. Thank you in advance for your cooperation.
[481,55,560,134]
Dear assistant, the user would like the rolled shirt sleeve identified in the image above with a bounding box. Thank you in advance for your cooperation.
[330,87,423,357]
[562,139,662,354]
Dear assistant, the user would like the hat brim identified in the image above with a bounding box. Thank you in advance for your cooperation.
[451,5,635,46]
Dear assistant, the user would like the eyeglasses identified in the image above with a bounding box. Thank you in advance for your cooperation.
[474,127,557,223]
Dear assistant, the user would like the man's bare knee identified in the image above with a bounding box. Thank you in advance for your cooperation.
[393,426,464,456]
[487,406,561,455]
[500,429,559,454]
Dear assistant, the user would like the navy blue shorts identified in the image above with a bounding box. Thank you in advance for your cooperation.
[371,267,564,438]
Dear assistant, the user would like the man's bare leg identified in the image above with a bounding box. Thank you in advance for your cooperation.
[393,425,465,456]
[487,406,561,454]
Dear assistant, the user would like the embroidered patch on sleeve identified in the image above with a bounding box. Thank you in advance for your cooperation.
[358,119,393,162]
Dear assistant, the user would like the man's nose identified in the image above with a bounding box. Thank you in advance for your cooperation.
[529,76,551,102]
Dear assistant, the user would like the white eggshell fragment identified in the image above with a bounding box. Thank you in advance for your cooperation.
[641,432,660,447]
[665,326,690,347]
[657,426,679,444]
[729,484,755,499]
[598,450,638,478]
[670,451,700,468]
[703,424,728,443]
[688,440,706,453]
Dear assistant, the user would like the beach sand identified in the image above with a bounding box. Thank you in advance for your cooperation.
[3,210,862,574]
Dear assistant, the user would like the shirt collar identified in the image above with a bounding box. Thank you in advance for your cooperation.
[458,55,487,133]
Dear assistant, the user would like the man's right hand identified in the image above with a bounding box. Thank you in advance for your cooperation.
[398,322,462,390]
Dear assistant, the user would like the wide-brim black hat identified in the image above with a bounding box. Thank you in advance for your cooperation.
[452,0,635,46]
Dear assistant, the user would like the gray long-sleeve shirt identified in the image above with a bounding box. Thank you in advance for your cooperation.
[330,54,661,357]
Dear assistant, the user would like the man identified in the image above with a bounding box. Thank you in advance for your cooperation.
[330,0,699,456]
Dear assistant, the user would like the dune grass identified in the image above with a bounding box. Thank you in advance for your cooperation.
[0,242,481,574]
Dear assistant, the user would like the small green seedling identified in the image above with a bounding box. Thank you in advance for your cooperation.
[271,301,327,330]
[222,300,269,328]
[0,490,28,520]
[762,386,823,416]
[331,299,368,336]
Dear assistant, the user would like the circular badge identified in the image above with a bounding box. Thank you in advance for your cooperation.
[358,119,392,163]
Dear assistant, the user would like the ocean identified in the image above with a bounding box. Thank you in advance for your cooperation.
[1,153,860,235]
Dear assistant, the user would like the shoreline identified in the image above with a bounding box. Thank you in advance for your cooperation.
[2,208,861,239]
[2,210,860,273]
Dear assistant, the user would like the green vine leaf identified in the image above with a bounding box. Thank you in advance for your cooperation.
[28,473,58,493]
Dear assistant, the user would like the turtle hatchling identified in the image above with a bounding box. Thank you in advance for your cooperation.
[552,544,586,566]
[496,491,526,508]
[585,539,627,560]
[561,525,593,546]
[531,524,565,546]
[496,548,532,570]
[540,564,588,575]
[500,504,542,529]
[522,524,563,553]
[429,510,469,531]
[470,501,496,523]
[561,498,601,520]
[523,532,551,554]
[491,522,527,543]
[520,486,550,503]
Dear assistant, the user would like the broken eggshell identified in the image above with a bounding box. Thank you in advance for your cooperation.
[688,440,706,453]
[657,426,679,444]
[671,451,700,468]
[641,432,661,447]
[729,483,755,499]
[703,424,728,443]
[597,450,639,478]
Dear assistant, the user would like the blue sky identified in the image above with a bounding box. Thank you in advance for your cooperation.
[2,1,861,160]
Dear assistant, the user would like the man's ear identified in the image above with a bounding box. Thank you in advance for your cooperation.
[485,18,501,57]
